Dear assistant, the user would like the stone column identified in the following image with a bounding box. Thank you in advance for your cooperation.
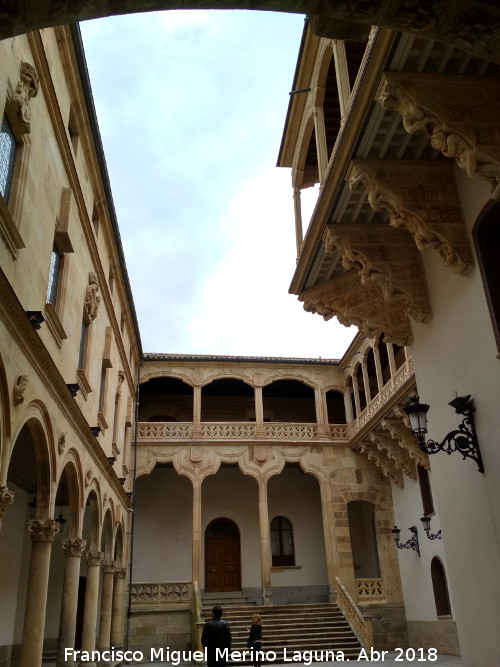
[318,481,339,603]
[258,479,272,604]
[372,344,384,392]
[386,342,397,377]
[110,567,127,647]
[343,385,354,423]
[332,40,351,117]
[314,387,329,436]
[80,551,103,658]
[97,560,115,650]
[313,105,328,183]
[193,385,202,438]
[57,538,87,667]
[351,373,361,419]
[293,185,303,254]
[254,386,264,438]
[192,479,202,588]
[361,360,372,404]
[19,519,60,667]
[0,484,15,529]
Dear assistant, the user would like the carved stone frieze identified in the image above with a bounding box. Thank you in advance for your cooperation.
[62,538,86,557]
[28,519,60,542]
[13,61,39,134]
[377,72,500,200]
[84,271,101,322]
[325,223,431,324]
[347,160,473,274]
[300,270,414,346]
[0,485,15,519]
[13,374,27,404]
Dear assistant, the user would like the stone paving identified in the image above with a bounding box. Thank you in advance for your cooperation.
[127,652,463,667]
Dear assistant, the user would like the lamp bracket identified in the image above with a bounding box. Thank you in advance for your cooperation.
[423,397,484,473]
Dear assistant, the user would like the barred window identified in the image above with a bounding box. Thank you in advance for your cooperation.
[0,114,16,201]
[46,246,61,306]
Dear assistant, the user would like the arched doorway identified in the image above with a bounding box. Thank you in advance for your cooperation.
[205,518,241,592]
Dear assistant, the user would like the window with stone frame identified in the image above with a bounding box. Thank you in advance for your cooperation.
[271,516,295,566]
[0,113,17,202]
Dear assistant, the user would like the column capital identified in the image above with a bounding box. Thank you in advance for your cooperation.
[28,519,60,542]
[62,538,87,557]
[86,550,104,567]
[0,484,15,519]
[102,559,116,573]
[114,567,127,579]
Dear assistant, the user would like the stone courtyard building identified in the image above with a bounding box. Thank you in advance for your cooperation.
[0,9,499,667]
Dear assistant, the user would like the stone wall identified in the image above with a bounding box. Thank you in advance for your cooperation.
[128,609,192,662]
[407,619,460,656]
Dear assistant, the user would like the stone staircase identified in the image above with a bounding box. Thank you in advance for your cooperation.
[201,600,363,662]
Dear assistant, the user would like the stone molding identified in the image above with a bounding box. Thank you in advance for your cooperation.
[62,538,87,557]
[28,519,60,542]
[0,485,15,519]
[347,160,473,274]
[377,72,500,199]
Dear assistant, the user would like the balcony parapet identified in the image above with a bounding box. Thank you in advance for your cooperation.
[130,581,192,611]
[137,421,349,443]
[349,358,415,443]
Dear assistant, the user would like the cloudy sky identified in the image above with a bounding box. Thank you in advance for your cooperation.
[79,10,355,359]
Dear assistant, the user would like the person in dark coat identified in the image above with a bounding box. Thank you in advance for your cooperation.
[201,605,232,667]
[247,613,263,667]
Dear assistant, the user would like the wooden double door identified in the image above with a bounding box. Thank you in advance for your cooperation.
[205,518,241,592]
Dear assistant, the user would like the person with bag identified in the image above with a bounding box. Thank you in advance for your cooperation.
[246,613,263,667]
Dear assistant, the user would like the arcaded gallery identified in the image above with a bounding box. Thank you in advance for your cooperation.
[1,2,500,667]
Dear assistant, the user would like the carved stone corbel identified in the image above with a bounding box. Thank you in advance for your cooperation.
[324,223,431,325]
[0,485,15,520]
[347,160,473,274]
[13,374,27,404]
[300,270,414,346]
[377,72,500,200]
[13,61,39,134]
[358,439,404,487]
[381,417,430,470]
[369,431,416,479]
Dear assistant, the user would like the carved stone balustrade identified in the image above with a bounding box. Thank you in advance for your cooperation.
[130,581,192,610]
[356,578,385,603]
[137,421,349,444]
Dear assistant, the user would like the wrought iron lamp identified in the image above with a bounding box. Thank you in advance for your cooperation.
[28,496,37,518]
[55,484,67,530]
[392,525,420,556]
[26,311,45,329]
[421,515,442,541]
[403,395,484,473]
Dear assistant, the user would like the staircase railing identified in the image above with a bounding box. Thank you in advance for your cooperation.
[335,577,374,650]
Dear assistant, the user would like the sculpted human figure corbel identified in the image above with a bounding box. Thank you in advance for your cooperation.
[85,271,101,321]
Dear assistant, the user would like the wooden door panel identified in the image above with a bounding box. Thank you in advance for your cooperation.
[205,535,241,592]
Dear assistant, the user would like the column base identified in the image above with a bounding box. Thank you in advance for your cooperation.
[261,587,272,605]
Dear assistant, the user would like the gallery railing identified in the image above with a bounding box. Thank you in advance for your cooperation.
[138,422,349,442]
[356,578,385,602]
